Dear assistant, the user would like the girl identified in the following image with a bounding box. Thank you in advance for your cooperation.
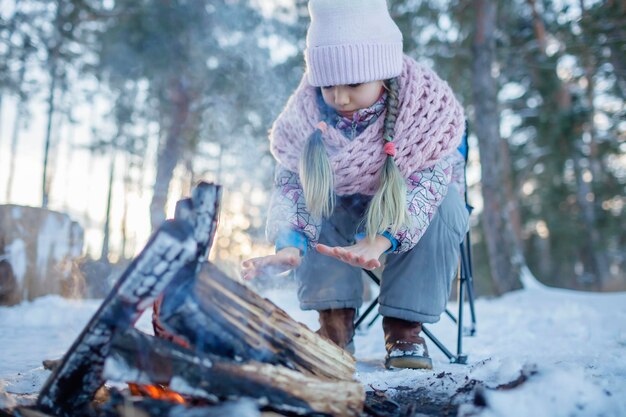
[242,0,468,370]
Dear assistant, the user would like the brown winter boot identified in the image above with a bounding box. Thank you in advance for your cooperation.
[383,316,433,370]
[317,308,356,354]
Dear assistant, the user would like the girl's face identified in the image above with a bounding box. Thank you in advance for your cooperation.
[320,80,385,118]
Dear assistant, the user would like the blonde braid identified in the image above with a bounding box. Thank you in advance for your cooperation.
[299,123,335,219]
[365,77,409,240]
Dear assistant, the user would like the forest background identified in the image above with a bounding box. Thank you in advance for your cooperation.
[0,0,624,295]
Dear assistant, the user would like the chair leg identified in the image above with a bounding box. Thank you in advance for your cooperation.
[427,239,468,364]
[421,251,468,365]
[457,270,466,360]
[354,234,476,364]
[444,308,457,323]
[355,269,382,329]
[355,297,379,329]
[466,276,477,336]
[462,232,477,335]
[366,312,380,329]
[422,326,467,364]
[363,269,380,285]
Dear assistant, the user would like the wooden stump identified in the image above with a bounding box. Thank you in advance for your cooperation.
[0,205,83,305]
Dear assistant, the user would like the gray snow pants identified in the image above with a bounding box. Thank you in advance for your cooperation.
[295,187,469,323]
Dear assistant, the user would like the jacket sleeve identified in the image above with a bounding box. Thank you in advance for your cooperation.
[265,165,322,253]
[390,158,453,253]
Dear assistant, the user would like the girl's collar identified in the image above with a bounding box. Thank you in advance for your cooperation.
[316,89,388,137]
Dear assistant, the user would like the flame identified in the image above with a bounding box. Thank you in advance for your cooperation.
[128,382,187,404]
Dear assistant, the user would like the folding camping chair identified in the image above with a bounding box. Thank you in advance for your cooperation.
[355,126,477,364]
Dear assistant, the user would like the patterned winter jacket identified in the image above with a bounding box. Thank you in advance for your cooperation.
[266,91,466,255]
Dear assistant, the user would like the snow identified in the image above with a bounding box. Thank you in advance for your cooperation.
[519,264,545,290]
[1,284,625,416]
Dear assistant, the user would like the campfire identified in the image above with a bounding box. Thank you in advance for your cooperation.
[11,183,364,417]
[127,383,186,405]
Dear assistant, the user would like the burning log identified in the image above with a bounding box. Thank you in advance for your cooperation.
[36,220,197,416]
[156,262,356,381]
[35,182,365,416]
[104,329,365,417]
[36,183,223,417]
[105,394,261,417]
[173,182,222,262]
[151,184,221,345]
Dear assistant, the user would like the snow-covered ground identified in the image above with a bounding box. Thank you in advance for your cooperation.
[1,280,625,416]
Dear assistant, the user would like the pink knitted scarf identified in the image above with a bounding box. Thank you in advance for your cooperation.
[269,55,465,196]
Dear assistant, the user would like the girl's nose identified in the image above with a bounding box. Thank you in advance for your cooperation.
[334,87,350,106]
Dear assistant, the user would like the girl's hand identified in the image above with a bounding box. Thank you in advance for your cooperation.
[241,247,302,281]
[316,235,391,270]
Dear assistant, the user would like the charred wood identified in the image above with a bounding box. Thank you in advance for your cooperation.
[157,262,356,381]
[103,394,260,417]
[37,183,222,417]
[12,407,56,417]
[152,183,221,344]
[188,182,221,262]
[104,329,364,417]
[36,220,198,417]
[172,182,222,263]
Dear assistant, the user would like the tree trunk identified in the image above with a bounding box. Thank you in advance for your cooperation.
[471,0,526,294]
[6,98,25,202]
[500,140,523,243]
[573,155,611,288]
[579,0,604,183]
[42,0,64,209]
[535,234,552,279]
[6,101,23,203]
[150,79,190,231]
[0,94,3,161]
[42,60,58,209]
[6,40,29,202]
[121,158,131,259]
[603,1,626,97]
[527,0,610,287]
[578,2,611,287]
[100,152,116,261]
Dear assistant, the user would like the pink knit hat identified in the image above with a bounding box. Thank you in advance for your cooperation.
[305,0,404,87]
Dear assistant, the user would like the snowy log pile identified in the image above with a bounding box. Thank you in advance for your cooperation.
[21,182,363,417]
[0,205,83,306]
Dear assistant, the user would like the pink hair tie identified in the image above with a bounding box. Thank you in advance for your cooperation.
[383,141,396,157]
[316,121,328,134]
